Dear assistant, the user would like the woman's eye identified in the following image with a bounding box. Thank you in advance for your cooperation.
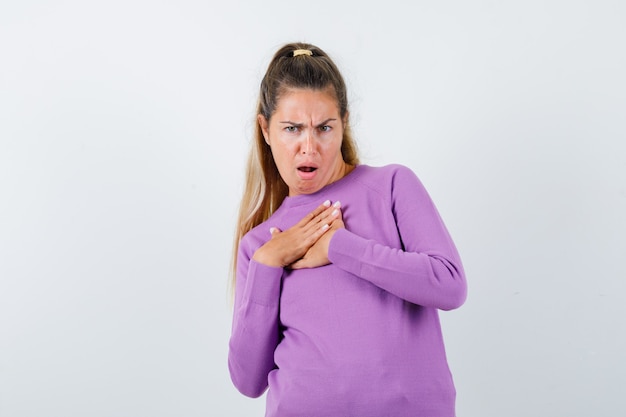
[285,126,298,133]
[319,125,331,132]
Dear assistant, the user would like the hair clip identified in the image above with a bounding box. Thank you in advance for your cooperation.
[292,49,313,57]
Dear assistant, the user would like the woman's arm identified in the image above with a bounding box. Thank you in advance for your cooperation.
[328,166,467,310]
[228,241,282,398]
[228,201,340,396]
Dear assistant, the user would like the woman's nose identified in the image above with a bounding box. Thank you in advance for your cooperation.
[301,133,316,155]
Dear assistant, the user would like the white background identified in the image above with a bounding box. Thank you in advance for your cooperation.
[1,1,625,416]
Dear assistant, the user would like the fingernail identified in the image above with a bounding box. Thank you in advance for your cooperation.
[321,223,329,231]
[331,209,339,217]
[323,200,331,207]
[333,201,341,208]
[269,227,277,234]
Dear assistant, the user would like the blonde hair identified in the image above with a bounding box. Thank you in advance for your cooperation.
[230,42,360,292]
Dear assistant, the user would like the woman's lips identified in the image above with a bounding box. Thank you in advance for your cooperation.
[297,166,318,179]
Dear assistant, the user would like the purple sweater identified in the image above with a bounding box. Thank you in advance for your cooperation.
[229,164,467,417]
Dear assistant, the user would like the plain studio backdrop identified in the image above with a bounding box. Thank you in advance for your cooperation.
[1,1,625,416]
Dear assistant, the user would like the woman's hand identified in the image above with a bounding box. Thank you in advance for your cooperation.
[289,202,344,269]
[252,200,341,268]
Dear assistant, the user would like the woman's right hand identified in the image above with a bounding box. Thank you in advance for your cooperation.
[252,200,341,268]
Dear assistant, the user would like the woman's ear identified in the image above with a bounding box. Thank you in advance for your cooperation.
[342,111,350,127]
[258,114,270,145]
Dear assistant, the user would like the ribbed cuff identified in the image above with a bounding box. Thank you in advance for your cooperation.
[328,228,369,277]
[243,260,283,306]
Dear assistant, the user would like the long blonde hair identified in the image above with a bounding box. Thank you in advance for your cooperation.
[230,42,360,292]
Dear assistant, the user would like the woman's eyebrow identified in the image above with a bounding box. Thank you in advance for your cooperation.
[279,121,303,126]
[315,118,337,127]
[278,118,337,127]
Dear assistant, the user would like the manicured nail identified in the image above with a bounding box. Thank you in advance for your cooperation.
[331,209,339,217]
[321,224,329,231]
[333,201,341,208]
[269,227,277,234]
[323,200,331,207]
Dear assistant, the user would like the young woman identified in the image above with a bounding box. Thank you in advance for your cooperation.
[228,42,467,417]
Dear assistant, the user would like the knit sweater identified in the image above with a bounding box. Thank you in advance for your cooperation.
[228,164,467,417]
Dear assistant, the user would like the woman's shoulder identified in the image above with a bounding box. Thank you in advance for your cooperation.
[239,213,281,256]
[238,223,270,259]
[353,163,421,189]
[356,162,416,175]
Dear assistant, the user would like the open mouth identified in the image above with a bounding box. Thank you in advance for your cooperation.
[297,166,317,173]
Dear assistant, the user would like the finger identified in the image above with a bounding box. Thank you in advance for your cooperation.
[329,218,345,231]
[290,253,330,270]
[315,201,341,228]
[289,257,311,270]
[328,201,342,220]
[303,202,341,238]
[269,227,281,235]
[307,201,341,229]
[308,222,331,243]
[297,200,332,227]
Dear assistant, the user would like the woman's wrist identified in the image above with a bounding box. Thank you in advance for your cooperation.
[252,247,285,268]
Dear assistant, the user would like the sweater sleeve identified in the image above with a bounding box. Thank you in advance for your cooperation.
[328,166,467,310]
[228,237,283,398]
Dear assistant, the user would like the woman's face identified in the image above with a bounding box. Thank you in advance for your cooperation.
[259,88,348,196]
